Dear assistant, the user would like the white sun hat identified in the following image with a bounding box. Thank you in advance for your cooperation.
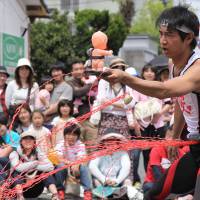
[20,130,36,140]
[125,67,138,77]
[100,133,126,142]
[17,58,34,73]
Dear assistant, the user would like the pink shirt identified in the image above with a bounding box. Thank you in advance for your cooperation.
[35,89,50,110]
[55,140,86,162]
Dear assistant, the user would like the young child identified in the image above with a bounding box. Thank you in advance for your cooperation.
[28,110,52,154]
[35,76,54,111]
[0,114,20,149]
[89,133,131,187]
[88,133,142,199]
[9,131,59,200]
[54,124,92,200]
[15,104,32,134]
[51,99,76,147]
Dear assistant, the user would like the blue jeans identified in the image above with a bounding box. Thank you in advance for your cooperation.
[0,157,10,182]
[12,170,56,198]
[55,164,92,191]
[131,149,141,183]
[143,182,154,193]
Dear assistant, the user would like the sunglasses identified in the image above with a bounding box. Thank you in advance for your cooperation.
[111,65,125,70]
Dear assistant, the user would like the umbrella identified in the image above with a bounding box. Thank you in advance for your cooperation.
[149,55,168,68]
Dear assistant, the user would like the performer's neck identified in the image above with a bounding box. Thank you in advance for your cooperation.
[172,49,193,70]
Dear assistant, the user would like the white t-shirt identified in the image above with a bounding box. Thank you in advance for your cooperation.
[51,116,77,145]
[97,80,135,116]
[5,80,39,111]
[28,125,51,154]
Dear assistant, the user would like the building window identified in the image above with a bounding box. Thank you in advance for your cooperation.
[61,0,79,11]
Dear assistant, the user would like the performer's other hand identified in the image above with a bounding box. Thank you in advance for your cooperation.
[167,146,179,163]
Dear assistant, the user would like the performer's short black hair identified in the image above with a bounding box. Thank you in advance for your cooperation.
[156,6,199,49]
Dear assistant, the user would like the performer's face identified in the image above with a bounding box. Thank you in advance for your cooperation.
[159,25,185,58]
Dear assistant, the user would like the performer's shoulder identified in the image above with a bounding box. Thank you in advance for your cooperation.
[191,58,200,68]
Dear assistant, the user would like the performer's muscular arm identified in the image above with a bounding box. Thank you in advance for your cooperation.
[107,60,200,99]
[171,101,185,139]
[167,101,185,162]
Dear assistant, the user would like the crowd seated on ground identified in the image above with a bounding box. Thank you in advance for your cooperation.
[0,56,190,200]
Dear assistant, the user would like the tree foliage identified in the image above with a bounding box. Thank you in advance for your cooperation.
[30,9,129,80]
[30,11,76,80]
[130,0,172,40]
[114,0,135,27]
[106,13,128,55]
[73,10,109,60]
[74,9,128,57]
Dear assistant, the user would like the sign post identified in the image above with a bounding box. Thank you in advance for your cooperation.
[1,33,24,77]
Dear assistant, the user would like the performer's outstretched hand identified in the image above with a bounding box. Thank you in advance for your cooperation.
[104,69,127,84]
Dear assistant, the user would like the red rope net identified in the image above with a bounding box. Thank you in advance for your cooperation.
[1,73,199,199]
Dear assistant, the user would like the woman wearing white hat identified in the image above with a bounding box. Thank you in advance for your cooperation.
[97,58,135,138]
[89,133,131,198]
[5,58,39,115]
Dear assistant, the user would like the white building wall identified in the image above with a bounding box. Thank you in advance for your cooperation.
[45,0,147,17]
[0,0,29,77]
[45,0,61,11]
[78,0,118,13]
[78,0,147,15]
[134,0,147,16]
[0,0,29,57]
[119,35,158,72]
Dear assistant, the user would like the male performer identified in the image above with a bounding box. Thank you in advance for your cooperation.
[106,6,200,199]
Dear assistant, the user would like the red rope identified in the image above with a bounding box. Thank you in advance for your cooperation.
[1,138,198,199]
[3,73,199,199]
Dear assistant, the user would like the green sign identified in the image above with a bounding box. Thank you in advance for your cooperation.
[2,33,24,67]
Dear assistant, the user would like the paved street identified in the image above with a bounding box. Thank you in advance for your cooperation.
[38,194,82,200]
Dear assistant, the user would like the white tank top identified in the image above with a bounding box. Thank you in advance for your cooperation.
[171,52,200,137]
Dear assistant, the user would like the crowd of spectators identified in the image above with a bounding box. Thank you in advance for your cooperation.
[0,56,187,200]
